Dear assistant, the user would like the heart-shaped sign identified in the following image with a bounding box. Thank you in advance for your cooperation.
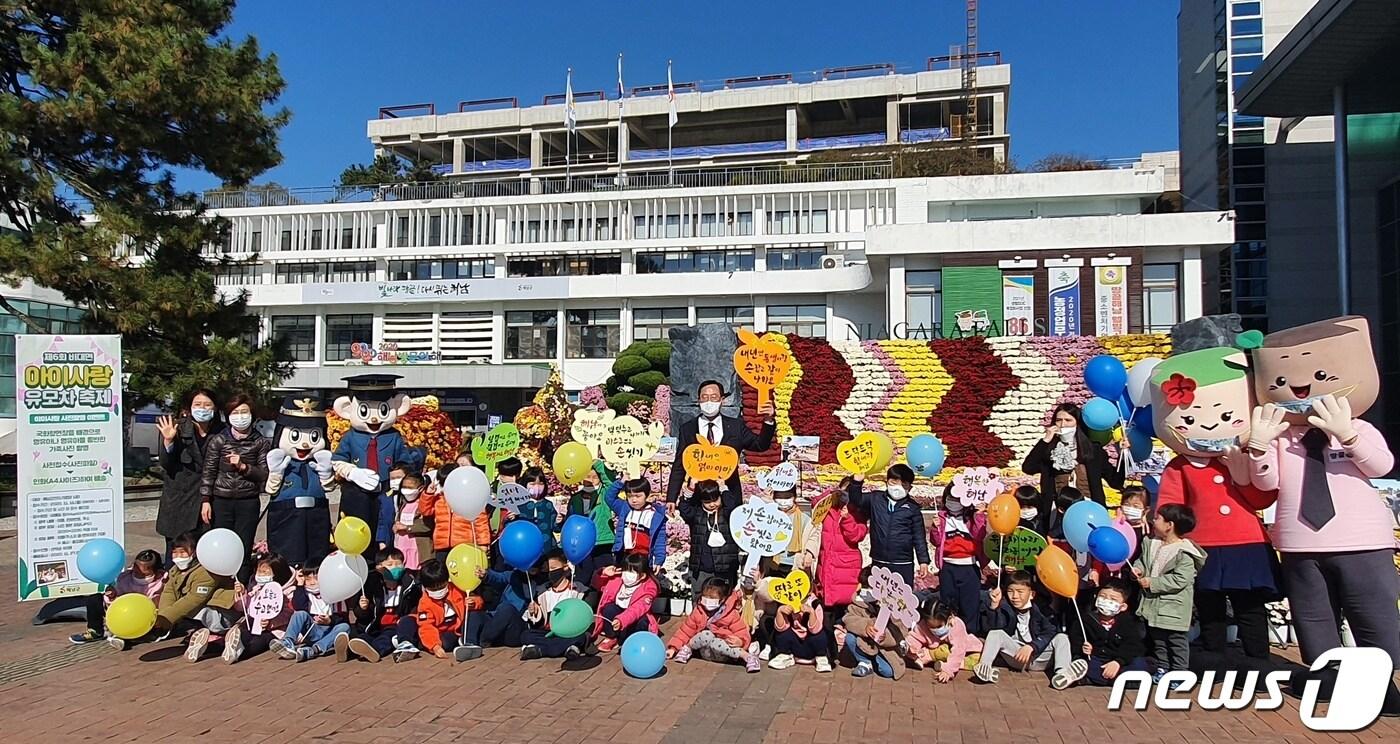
[598,416,664,480]
[471,423,520,481]
[729,496,794,574]
[491,482,531,515]
[734,329,793,410]
[570,408,616,459]
[768,569,811,611]
[683,434,739,482]
[950,466,1003,507]
[809,487,840,525]
[836,432,880,475]
[760,461,800,492]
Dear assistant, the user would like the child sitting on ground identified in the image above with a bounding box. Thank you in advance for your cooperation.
[149,531,240,661]
[976,570,1078,689]
[1132,503,1204,680]
[401,558,480,662]
[520,549,589,660]
[70,549,165,648]
[666,576,757,672]
[603,478,668,573]
[770,594,829,673]
[271,563,352,663]
[840,571,911,680]
[223,552,295,664]
[344,547,421,663]
[592,551,660,652]
[1067,578,1150,687]
[905,597,983,684]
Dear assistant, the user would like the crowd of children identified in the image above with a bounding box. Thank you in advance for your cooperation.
[75,455,1213,691]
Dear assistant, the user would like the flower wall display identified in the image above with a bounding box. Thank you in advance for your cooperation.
[327,395,463,470]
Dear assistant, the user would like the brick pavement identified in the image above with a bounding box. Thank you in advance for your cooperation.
[1,522,1397,743]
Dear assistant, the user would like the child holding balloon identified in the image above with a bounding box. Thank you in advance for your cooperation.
[592,551,660,652]
[403,558,479,662]
[150,532,240,661]
[519,549,590,660]
[1065,579,1151,687]
[224,552,295,663]
[975,570,1080,688]
[70,549,166,647]
[272,564,352,663]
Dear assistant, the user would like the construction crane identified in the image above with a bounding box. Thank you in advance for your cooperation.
[962,0,979,143]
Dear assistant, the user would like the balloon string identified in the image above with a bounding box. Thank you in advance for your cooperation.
[1071,598,1088,646]
[997,534,1006,579]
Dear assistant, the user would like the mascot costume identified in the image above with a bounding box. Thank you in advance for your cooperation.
[1246,316,1399,707]
[331,374,422,544]
[264,394,336,567]
[1151,317,1279,665]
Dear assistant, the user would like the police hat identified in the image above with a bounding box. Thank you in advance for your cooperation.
[341,373,402,402]
[277,393,327,432]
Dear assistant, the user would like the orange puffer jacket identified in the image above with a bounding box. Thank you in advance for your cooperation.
[418,486,492,551]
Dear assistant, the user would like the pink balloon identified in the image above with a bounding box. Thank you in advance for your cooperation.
[1105,518,1139,571]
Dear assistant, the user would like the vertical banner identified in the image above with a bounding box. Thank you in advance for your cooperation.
[1001,275,1035,336]
[1047,267,1081,337]
[16,335,124,601]
[1094,266,1129,335]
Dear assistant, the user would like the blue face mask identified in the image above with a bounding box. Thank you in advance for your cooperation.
[191,408,215,423]
[1185,436,1237,453]
[384,566,406,581]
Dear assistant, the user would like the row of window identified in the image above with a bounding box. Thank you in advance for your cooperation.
[1,300,87,418]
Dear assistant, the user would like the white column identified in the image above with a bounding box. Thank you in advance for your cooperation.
[887,256,907,332]
[621,300,634,347]
[1181,246,1203,321]
[313,314,326,365]
[490,303,505,364]
[753,299,768,333]
[555,305,567,368]
[371,313,385,348]
[620,248,634,275]
[529,130,543,169]
[453,138,465,174]
[886,99,900,143]
[786,107,798,151]
[618,121,630,164]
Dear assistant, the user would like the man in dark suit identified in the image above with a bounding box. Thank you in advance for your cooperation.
[666,380,776,503]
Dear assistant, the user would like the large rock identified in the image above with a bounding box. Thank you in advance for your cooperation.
[667,323,740,435]
[1171,314,1243,354]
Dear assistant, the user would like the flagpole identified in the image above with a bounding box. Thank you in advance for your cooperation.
[565,67,573,186]
[667,60,675,184]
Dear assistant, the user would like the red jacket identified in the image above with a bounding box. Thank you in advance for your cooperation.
[414,585,481,653]
[592,571,659,635]
[1155,456,1275,548]
[667,589,750,650]
[816,505,868,606]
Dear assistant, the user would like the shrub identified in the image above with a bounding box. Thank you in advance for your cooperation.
[610,353,650,378]
[627,371,667,396]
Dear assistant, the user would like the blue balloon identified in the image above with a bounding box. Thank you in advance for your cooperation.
[1063,500,1111,553]
[904,433,946,476]
[1141,475,1160,505]
[1127,425,1154,462]
[1131,405,1156,439]
[559,514,597,566]
[1081,397,1120,431]
[1084,355,1129,401]
[1116,391,1134,421]
[499,521,546,571]
[76,538,126,585]
[621,630,666,678]
[1087,525,1130,565]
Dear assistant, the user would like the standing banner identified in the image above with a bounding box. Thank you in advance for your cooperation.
[1001,274,1035,336]
[16,335,124,601]
[1094,266,1129,335]
[1047,267,1081,337]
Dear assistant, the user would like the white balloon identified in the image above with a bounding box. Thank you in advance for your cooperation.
[1125,357,1163,407]
[346,553,368,582]
[444,466,491,520]
[195,528,244,577]
[319,552,367,604]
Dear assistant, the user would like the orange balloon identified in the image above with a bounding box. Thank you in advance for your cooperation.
[987,493,1020,536]
[1036,544,1080,598]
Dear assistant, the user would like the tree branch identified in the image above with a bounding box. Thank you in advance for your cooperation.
[0,294,51,334]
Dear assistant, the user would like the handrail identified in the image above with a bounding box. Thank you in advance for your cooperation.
[457,97,518,112]
[927,51,1003,70]
[542,90,606,105]
[379,103,435,119]
[631,81,697,97]
[821,63,895,80]
[725,73,794,89]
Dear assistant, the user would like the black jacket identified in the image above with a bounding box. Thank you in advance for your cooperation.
[1067,601,1148,666]
[982,600,1060,655]
[156,418,223,538]
[846,480,930,566]
[349,569,422,634]
[677,486,742,575]
[199,428,271,502]
[666,414,775,502]
[1022,437,1125,509]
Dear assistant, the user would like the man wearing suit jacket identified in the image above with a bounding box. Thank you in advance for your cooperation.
[667,380,776,503]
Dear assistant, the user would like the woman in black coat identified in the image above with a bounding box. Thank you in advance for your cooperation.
[1022,402,1124,511]
[155,389,225,561]
[199,392,271,582]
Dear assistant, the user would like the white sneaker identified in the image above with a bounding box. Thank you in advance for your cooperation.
[767,653,795,670]
[974,663,1000,684]
[221,625,244,665]
[184,629,210,663]
[815,657,833,673]
[1051,659,1089,690]
[759,645,772,662]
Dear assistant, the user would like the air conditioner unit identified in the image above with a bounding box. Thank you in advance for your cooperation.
[821,255,846,270]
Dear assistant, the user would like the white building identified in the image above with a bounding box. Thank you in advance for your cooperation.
[205,59,1233,427]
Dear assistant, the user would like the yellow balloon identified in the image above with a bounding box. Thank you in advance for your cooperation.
[446,543,488,592]
[334,516,372,556]
[107,593,157,639]
[552,442,593,486]
[866,432,894,475]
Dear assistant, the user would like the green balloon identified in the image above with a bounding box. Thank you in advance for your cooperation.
[548,597,593,639]
[1088,427,1114,445]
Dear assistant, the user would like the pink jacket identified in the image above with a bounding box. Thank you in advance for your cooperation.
[668,590,749,650]
[774,604,825,638]
[594,574,660,635]
[906,615,982,674]
[929,511,987,569]
[816,505,868,606]
[104,568,166,606]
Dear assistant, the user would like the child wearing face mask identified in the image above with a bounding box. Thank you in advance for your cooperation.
[147,531,239,660]
[343,547,421,663]
[419,463,493,564]
[764,488,811,578]
[1065,579,1150,687]
[374,463,411,554]
[517,467,560,552]
[1013,485,1044,534]
[393,473,429,570]
[567,467,615,606]
[402,558,481,662]
[841,570,910,679]
[271,563,352,663]
[976,570,1078,689]
[602,478,668,573]
[70,549,166,647]
[678,478,742,598]
[465,551,541,656]
[1088,486,1153,586]
[519,549,590,660]
[666,577,757,671]
[905,597,982,683]
[929,483,988,635]
[847,465,931,588]
[224,553,295,663]
[592,551,660,652]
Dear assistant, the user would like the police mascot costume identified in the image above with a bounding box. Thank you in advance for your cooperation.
[331,374,422,543]
[264,394,335,567]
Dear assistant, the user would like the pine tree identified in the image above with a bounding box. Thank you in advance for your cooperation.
[0,0,293,405]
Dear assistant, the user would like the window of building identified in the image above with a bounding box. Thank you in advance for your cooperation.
[274,263,322,284]
[1230,18,1261,35]
[428,215,442,246]
[388,258,494,281]
[766,305,826,337]
[250,229,261,250]
[633,307,688,340]
[1230,35,1262,55]
[636,249,755,274]
[396,216,410,247]
[0,300,84,418]
[766,247,827,271]
[1232,2,1260,17]
[905,270,941,339]
[1142,264,1180,334]
[696,306,753,330]
[505,310,558,359]
[767,210,795,235]
[327,261,376,283]
[567,309,621,359]
[341,227,354,250]
[310,228,323,251]
[459,214,476,245]
[324,314,372,362]
[280,229,292,251]
[271,315,316,362]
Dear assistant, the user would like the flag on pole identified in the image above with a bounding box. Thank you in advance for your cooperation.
[565,68,577,134]
[617,53,625,119]
[667,60,678,129]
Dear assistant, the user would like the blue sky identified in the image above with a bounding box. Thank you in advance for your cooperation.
[188,0,1180,191]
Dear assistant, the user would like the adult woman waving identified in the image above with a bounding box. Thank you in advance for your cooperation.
[155,389,225,561]
[1022,402,1124,512]
[199,393,271,582]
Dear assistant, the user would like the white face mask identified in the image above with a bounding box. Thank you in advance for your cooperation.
[621,571,641,586]
[425,586,449,600]
[172,557,193,571]
[945,498,964,513]
[389,478,403,493]
[775,498,795,510]
[1020,507,1039,521]
[1058,426,1076,443]
[699,597,722,612]
[1095,598,1122,617]
[1121,506,1144,523]
[707,530,726,548]
[887,485,907,501]
[254,574,274,585]
[699,401,721,418]
[401,488,420,501]
[229,412,253,431]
